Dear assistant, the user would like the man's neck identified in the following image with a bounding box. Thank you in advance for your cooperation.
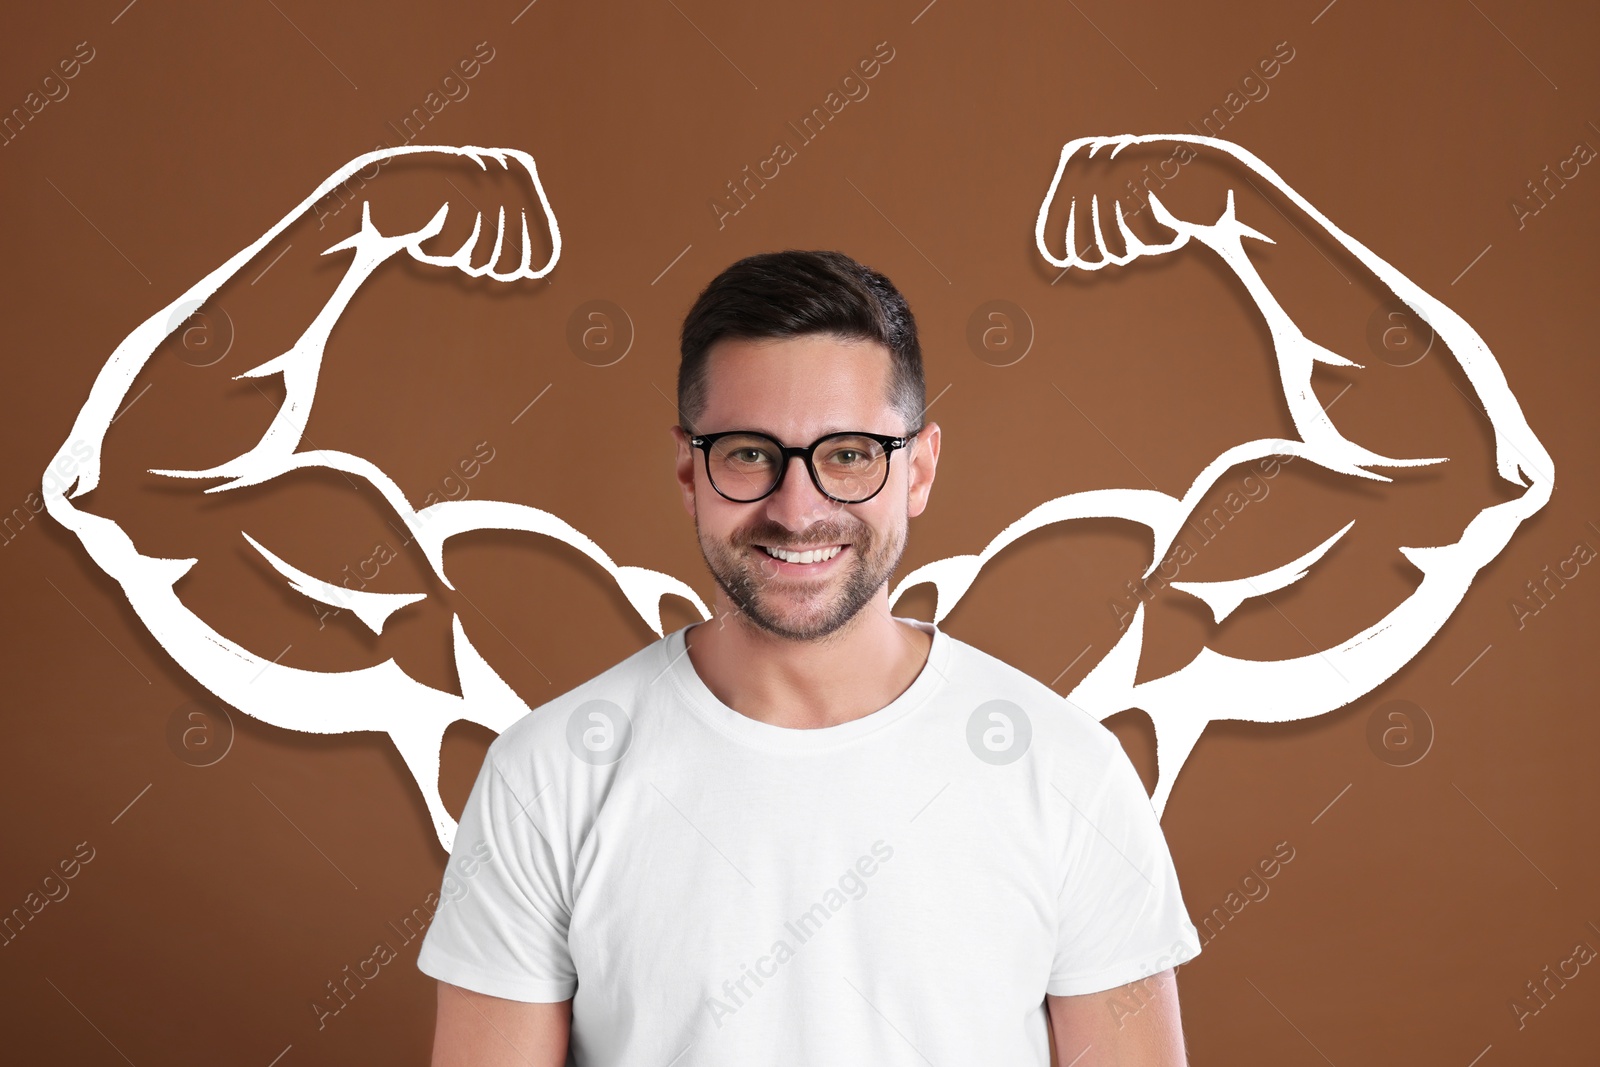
[683,597,934,730]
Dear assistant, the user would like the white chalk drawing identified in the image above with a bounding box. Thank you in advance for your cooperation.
[889,134,1554,814]
[41,145,711,852]
[42,136,1552,852]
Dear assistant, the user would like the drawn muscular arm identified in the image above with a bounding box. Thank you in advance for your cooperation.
[43,146,705,851]
[1033,134,1551,653]
[1046,136,1553,809]
[896,135,1552,815]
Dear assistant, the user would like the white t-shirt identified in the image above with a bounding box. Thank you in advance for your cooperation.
[417,616,1201,1065]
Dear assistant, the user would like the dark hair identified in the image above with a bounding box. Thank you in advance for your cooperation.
[677,249,925,434]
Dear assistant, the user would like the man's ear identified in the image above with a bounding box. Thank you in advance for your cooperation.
[907,421,941,519]
[670,424,697,518]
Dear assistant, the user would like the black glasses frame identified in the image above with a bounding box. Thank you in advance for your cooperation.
[688,428,921,504]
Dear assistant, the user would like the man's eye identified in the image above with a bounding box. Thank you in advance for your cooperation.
[729,449,772,465]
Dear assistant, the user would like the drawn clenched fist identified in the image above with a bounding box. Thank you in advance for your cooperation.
[1036,135,1276,270]
[314,145,561,281]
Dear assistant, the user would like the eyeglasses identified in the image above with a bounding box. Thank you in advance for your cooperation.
[688,428,921,504]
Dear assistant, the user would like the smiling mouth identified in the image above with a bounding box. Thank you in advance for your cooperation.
[754,543,848,565]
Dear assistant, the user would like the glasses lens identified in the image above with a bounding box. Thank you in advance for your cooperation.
[706,433,784,501]
[814,434,890,502]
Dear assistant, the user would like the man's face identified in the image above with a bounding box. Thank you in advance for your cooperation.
[672,334,938,643]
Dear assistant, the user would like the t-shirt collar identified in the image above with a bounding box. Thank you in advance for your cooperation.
[662,615,952,752]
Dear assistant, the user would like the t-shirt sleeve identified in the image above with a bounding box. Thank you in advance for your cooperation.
[416,749,578,1002]
[1047,741,1202,997]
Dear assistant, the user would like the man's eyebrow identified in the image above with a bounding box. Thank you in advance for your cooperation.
[713,427,854,441]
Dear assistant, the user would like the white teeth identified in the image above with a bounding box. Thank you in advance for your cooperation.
[761,544,844,564]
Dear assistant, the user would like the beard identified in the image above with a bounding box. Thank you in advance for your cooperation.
[695,507,908,643]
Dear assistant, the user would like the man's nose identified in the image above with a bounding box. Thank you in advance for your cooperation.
[764,455,840,531]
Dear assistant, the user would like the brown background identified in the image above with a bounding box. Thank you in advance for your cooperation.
[3,0,1597,1063]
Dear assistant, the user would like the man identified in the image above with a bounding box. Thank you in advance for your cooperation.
[418,250,1202,1066]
